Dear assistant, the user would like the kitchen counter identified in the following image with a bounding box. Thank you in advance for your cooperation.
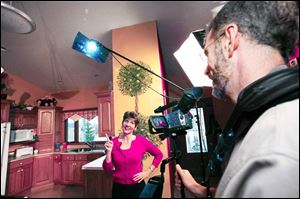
[82,155,113,198]
[81,155,106,170]
[8,150,105,162]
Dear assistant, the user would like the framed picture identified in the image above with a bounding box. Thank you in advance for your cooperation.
[185,107,208,153]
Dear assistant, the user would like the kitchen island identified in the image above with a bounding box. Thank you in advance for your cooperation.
[82,155,113,198]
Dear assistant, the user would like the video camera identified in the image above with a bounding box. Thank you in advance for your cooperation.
[148,87,203,139]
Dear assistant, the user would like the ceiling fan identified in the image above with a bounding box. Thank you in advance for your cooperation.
[1,1,36,34]
[1,1,36,72]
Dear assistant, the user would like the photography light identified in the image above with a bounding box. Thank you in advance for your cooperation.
[174,29,212,87]
[72,32,109,63]
[72,31,185,91]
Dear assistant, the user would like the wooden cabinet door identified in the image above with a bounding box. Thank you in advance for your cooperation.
[22,163,33,191]
[1,100,11,122]
[10,110,37,129]
[7,158,33,196]
[32,155,53,187]
[21,112,37,129]
[62,154,75,184]
[53,154,62,184]
[37,107,63,153]
[95,91,114,137]
[37,108,55,153]
[74,160,87,185]
[54,109,63,143]
[10,112,23,129]
[7,167,22,195]
[62,161,75,184]
[38,109,54,135]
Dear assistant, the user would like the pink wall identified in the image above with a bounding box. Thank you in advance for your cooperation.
[3,72,48,106]
[3,71,107,110]
[50,86,100,110]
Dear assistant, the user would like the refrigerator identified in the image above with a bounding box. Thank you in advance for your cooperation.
[1,122,11,195]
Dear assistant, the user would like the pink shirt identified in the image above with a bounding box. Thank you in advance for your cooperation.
[103,135,163,184]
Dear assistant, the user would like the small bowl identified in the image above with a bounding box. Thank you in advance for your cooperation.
[26,106,33,111]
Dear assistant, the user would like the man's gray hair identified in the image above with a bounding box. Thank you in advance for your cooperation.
[208,1,299,63]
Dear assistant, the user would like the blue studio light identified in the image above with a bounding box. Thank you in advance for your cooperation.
[72,32,109,63]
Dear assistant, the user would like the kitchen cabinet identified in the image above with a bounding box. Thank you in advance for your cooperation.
[1,100,12,122]
[84,170,113,198]
[95,90,114,137]
[54,109,63,143]
[62,154,87,185]
[7,157,33,196]
[74,160,87,184]
[32,154,53,188]
[82,156,112,198]
[9,109,37,130]
[53,154,62,184]
[37,107,63,154]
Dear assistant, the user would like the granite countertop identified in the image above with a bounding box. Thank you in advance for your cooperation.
[82,155,107,170]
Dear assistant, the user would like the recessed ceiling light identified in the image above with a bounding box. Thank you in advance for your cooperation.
[1,46,7,52]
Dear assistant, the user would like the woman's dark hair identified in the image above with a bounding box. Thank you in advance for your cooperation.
[122,111,140,126]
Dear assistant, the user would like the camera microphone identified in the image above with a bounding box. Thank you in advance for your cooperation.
[177,87,203,114]
[154,100,178,113]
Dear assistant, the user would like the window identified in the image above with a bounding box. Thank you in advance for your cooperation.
[64,108,101,143]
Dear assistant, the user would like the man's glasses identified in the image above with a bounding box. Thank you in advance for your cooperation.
[203,32,225,52]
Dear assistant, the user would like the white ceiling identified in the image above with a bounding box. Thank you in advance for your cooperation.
[1,1,221,95]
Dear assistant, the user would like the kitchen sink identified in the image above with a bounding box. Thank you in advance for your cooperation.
[67,148,105,153]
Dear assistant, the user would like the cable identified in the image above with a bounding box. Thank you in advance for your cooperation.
[103,45,185,92]
[112,54,180,101]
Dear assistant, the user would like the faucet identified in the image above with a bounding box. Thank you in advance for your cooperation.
[85,141,96,150]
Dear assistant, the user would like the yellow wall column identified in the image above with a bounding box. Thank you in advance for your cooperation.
[112,20,171,197]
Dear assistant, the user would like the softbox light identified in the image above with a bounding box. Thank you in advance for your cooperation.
[174,29,212,87]
[72,32,109,63]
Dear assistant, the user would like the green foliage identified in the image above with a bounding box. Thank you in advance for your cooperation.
[81,119,96,142]
[1,83,7,91]
[116,61,161,160]
[117,61,153,97]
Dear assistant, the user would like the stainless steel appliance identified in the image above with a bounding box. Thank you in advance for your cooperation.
[10,129,34,143]
[1,122,11,195]
[15,146,34,158]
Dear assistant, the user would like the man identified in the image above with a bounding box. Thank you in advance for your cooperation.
[176,1,299,198]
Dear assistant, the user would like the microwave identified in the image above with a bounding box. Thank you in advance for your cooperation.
[10,129,34,143]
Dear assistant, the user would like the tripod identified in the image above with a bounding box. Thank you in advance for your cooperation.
[139,130,186,198]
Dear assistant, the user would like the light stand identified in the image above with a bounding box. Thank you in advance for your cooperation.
[139,129,187,198]
[194,103,212,198]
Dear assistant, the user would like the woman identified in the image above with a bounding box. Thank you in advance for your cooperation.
[103,111,163,198]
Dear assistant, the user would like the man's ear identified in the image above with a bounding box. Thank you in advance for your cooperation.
[224,24,239,58]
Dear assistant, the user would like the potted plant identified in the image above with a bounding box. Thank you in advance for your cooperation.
[1,83,8,100]
[1,72,9,100]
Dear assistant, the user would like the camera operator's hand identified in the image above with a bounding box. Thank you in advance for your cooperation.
[175,164,208,198]
[104,134,113,163]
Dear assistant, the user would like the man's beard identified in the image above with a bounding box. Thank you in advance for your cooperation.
[211,46,231,100]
